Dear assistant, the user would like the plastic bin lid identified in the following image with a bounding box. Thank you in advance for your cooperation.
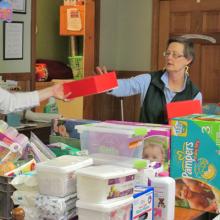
[76,165,137,179]
[36,155,93,173]
[75,122,148,137]
[76,196,133,212]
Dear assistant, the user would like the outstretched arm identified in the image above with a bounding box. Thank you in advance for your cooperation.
[38,83,71,102]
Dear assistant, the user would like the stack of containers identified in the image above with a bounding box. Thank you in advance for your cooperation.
[76,165,137,220]
[0,176,16,220]
[75,121,172,219]
[11,173,40,219]
[36,155,93,219]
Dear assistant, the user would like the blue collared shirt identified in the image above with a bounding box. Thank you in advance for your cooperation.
[109,72,202,106]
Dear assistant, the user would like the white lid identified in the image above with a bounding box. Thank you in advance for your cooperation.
[36,155,93,173]
[76,165,137,179]
[76,196,133,212]
[75,122,148,137]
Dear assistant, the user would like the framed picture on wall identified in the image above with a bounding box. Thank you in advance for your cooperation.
[3,21,24,60]
[12,0,26,14]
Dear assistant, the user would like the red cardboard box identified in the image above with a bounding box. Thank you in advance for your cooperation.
[63,72,118,99]
[166,100,202,124]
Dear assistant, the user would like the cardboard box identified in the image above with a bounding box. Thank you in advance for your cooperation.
[166,100,202,124]
[35,81,83,118]
[63,72,118,99]
[170,114,220,213]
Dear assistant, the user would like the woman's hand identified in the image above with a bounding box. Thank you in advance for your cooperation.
[51,83,71,101]
[96,66,108,74]
[38,83,72,102]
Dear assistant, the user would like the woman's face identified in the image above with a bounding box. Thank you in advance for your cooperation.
[164,42,192,74]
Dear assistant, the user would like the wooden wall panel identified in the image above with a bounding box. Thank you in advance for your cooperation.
[189,44,201,90]
[158,1,170,69]
[90,71,145,122]
[201,45,220,102]
[170,13,191,33]
[155,0,220,103]
[83,0,96,120]
[202,12,220,33]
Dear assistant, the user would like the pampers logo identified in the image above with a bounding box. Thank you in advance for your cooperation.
[177,141,216,180]
[171,120,188,137]
[176,141,195,178]
[0,0,13,22]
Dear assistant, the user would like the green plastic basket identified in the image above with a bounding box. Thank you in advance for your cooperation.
[68,56,83,80]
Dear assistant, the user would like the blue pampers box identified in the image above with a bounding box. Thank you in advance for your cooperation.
[170,114,220,213]
[131,186,154,220]
[51,118,99,139]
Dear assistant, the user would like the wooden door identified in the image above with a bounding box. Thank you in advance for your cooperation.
[152,0,220,103]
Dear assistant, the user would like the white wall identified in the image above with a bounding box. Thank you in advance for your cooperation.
[99,0,152,71]
[0,1,32,73]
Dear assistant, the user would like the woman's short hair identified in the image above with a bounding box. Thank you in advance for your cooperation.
[167,36,195,63]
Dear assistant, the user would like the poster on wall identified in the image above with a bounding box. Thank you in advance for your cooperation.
[3,21,24,60]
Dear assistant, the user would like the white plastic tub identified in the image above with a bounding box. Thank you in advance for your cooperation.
[36,155,93,197]
[76,197,133,220]
[76,165,137,203]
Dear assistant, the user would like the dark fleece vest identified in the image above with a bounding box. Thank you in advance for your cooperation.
[139,70,200,124]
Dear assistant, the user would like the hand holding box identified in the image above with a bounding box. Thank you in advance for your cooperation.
[63,72,118,99]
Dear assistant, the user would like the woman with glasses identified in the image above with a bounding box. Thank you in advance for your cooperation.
[96,36,202,124]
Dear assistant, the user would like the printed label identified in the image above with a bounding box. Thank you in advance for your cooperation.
[107,175,135,199]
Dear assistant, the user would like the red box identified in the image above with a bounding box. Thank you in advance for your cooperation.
[63,72,118,99]
[166,100,202,124]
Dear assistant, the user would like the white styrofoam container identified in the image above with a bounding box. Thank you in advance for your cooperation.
[76,197,133,220]
[36,155,93,197]
[76,165,137,203]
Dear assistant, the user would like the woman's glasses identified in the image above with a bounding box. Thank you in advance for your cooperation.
[163,51,185,59]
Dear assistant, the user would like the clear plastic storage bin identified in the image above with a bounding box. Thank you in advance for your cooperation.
[75,122,147,158]
[36,155,93,197]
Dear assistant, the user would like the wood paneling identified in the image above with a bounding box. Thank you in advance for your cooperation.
[201,45,220,102]
[202,12,220,33]
[170,13,191,33]
[89,71,146,122]
[154,0,220,103]
[83,0,96,120]
[158,1,170,69]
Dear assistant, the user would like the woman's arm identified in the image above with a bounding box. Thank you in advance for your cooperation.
[0,83,70,114]
[108,74,152,105]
